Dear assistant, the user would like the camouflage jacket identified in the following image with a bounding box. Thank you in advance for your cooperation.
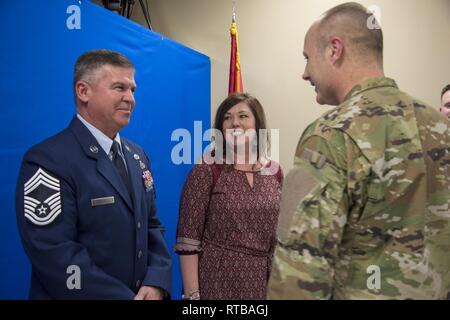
[268,77,450,299]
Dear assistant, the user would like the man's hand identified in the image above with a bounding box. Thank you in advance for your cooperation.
[134,285,164,300]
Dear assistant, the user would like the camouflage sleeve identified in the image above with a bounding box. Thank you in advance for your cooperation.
[267,128,370,299]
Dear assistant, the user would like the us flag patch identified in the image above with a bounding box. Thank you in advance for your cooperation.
[24,168,61,226]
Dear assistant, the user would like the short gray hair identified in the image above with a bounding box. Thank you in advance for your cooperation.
[73,49,134,87]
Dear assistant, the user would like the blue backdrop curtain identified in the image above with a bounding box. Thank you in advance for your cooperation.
[0,0,210,299]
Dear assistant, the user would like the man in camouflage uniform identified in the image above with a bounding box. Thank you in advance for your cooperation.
[268,2,450,299]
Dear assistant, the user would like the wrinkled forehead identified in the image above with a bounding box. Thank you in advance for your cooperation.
[96,65,136,84]
[97,64,134,77]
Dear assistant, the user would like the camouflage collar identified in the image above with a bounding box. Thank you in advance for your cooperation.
[343,77,398,102]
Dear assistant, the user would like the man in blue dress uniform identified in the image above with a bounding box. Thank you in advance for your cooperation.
[15,49,172,299]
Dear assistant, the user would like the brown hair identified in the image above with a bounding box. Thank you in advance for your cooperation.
[441,84,450,98]
[213,93,269,162]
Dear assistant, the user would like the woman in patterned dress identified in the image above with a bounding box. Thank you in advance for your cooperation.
[174,93,283,300]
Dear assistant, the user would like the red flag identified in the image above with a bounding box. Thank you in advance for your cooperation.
[228,16,243,94]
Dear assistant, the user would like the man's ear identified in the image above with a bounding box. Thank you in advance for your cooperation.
[328,36,344,64]
[75,80,90,103]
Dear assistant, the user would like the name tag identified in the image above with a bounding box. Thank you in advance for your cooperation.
[91,196,115,207]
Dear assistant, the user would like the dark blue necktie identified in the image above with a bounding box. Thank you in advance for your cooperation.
[111,141,132,196]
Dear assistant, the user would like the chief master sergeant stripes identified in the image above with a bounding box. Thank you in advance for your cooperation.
[268,2,450,300]
[23,168,61,226]
[16,49,172,299]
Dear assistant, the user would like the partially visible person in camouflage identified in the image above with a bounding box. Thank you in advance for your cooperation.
[440,84,450,119]
[268,2,450,299]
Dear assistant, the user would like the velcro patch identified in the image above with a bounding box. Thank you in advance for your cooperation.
[277,166,319,243]
[24,168,61,226]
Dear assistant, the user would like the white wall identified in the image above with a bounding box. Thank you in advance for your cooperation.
[128,0,450,171]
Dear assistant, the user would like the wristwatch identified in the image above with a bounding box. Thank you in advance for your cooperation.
[182,290,200,300]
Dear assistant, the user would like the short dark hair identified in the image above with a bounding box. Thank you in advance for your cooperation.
[441,84,450,98]
[73,49,134,88]
[318,2,383,64]
[213,93,269,161]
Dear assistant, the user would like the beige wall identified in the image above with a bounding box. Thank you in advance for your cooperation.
[127,0,450,172]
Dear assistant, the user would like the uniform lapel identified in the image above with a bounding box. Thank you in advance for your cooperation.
[121,140,143,218]
[96,157,133,211]
[69,116,133,211]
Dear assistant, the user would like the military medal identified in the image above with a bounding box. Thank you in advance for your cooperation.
[142,170,153,192]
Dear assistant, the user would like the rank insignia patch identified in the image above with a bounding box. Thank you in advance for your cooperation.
[24,168,61,226]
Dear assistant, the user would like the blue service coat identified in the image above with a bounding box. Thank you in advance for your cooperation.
[15,116,172,299]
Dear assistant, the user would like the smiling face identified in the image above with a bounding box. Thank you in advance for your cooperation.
[302,23,338,106]
[76,65,136,138]
[441,90,450,119]
[213,93,269,164]
[222,102,257,147]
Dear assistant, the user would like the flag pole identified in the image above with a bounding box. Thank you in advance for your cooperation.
[229,1,243,94]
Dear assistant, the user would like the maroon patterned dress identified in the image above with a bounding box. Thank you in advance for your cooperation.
[175,162,282,300]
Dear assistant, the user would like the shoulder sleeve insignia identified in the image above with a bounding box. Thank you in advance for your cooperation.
[23,168,62,226]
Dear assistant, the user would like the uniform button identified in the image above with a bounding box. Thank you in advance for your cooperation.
[136,280,141,288]
[138,250,143,259]
[137,221,141,229]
